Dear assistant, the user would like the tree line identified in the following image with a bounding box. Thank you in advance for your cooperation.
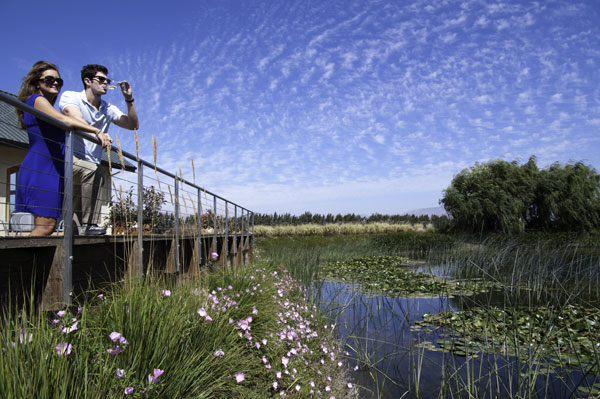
[441,157,600,234]
[253,211,450,230]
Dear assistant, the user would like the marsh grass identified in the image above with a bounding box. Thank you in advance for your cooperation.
[0,262,358,399]
[257,233,600,398]
[255,223,435,238]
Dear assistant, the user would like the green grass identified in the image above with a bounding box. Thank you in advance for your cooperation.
[0,261,357,399]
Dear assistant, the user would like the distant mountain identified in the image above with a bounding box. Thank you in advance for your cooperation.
[404,206,448,217]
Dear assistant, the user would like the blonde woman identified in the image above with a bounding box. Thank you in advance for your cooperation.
[15,61,109,236]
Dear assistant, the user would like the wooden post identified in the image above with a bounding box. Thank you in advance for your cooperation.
[40,242,66,310]
[62,129,74,305]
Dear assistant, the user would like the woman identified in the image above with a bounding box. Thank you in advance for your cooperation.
[16,61,110,236]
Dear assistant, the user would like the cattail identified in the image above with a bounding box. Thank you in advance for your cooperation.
[188,194,196,216]
[116,137,125,172]
[191,158,196,184]
[156,173,162,191]
[182,191,188,213]
[167,184,174,205]
[106,140,112,172]
[152,135,157,167]
[134,129,140,161]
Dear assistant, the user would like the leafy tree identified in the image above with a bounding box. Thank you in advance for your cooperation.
[108,186,169,232]
[142,186,167,225]
[532,161,600,232]
[441,157,600,234]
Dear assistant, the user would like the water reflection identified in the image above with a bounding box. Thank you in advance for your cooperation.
[315,280,597,399]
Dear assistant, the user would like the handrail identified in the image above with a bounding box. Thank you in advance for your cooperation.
[1,90,254,306]
[0,90,253,214]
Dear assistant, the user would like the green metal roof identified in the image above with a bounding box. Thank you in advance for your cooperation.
[0,90,27,148]
[0,90,135,172]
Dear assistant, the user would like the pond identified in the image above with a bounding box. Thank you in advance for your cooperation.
[314,262,600,398]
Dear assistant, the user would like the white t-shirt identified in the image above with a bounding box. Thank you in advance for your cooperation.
[59,90,124,163]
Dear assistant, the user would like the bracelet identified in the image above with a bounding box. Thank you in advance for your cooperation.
[125,98,134,103]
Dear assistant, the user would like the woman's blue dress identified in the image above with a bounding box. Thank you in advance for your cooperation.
[15,94,65,218]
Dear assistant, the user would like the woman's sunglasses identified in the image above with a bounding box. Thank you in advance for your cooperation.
[39,76,64,87]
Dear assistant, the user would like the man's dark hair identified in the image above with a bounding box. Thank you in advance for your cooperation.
[81,64,109,89]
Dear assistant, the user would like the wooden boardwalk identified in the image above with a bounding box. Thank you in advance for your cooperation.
[0,233,253,310]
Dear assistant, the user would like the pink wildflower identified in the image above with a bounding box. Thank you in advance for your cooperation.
[55,343,72,356]
[124,387,134,395]
[107,346,122,355]
[197,308,212,321]
[234,372,245,383]
[19,331,33,344]
[109,332,124,343]
[61,321,78,334]
[214,349,225,357]
[148,368,164,384]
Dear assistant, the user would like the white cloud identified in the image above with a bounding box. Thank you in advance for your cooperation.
[496,19,510,30]
[474,15,488,27]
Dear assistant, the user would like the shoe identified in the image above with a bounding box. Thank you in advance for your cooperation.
[79,224,106,235]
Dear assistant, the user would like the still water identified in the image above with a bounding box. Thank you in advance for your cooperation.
[315,280,597,399]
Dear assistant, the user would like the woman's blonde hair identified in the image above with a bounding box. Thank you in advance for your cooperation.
[17,60,60,128]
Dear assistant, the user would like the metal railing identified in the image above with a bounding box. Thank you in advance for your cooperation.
[0,91,255,304]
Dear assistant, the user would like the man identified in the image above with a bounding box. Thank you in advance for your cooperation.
[59,64,139,235]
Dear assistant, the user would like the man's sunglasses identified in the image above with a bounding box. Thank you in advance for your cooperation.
[39,76,64,87]
[92,76,112,85]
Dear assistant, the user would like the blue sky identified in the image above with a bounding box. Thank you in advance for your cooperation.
[1,0,599,215]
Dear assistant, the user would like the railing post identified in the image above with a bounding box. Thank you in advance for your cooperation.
[250,212,254,261]
[233,205,238,257]
[212,196,217,254]
[224,201,229,264]
[241,208,246,261]
[197,187,202,265]
[174,176,180,273]
[136,161,143,276]
[63,129,74,305]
